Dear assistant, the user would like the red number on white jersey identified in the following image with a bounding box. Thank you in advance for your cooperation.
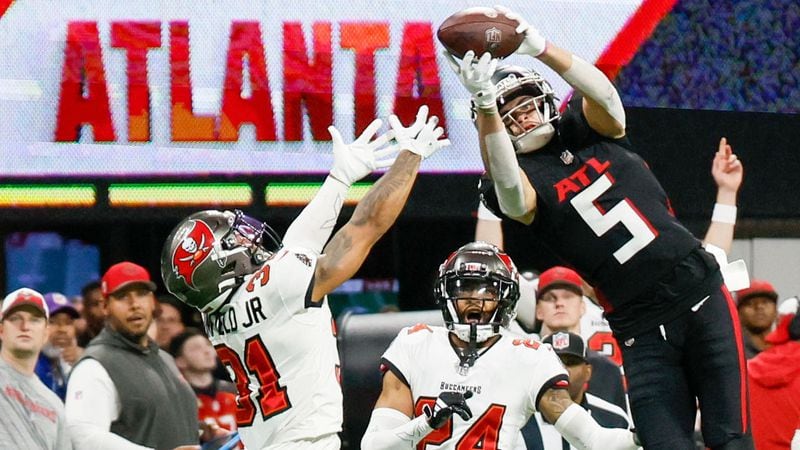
[413,398,506,450]
[215,335,291,426]
[587,331,623,366]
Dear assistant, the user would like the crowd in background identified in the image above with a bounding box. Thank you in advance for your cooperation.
[1,254,798,449]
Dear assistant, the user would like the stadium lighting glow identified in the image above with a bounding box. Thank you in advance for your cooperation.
[108,183,252,207]
[266,182,373,206]
[0,185,96,207]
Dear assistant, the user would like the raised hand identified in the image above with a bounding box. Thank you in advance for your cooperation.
[388,105,451,160]
[711,137,743,194]
[328,119,397,186]
[423,390,474,429]
[442,50,498,109]
[494,5,547,57]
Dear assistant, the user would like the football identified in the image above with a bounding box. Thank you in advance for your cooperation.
[437,7,523,59]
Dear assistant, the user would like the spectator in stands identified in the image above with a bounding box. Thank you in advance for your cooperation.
[66,262,201,450]
[748,312,800,450]
[526,331,632,449]
[736,280,779,358]
[155,295,187,350]
[70,295,88,338]
[0,288,72,449]
[35,292,83,400]
[170,328,238,433]
[534,267,627,411]
[77,281,106,347]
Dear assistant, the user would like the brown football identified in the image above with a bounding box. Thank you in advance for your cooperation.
[437,7,523,59]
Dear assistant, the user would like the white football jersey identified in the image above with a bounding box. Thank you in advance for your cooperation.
[382,325,568,450]
[203,247,342,449]
[580,298,623,366]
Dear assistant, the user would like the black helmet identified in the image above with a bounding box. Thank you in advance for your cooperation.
[434,241,520,344]
[482,65,560,153]
[161,210,282,312]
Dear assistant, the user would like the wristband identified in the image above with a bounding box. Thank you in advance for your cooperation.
[711,203,737,225]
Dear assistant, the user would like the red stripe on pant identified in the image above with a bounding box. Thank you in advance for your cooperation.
[721,285,748,433]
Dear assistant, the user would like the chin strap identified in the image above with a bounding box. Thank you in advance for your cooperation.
[457,324,480,375]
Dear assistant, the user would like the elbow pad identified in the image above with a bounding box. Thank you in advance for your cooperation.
[561,55,626,127]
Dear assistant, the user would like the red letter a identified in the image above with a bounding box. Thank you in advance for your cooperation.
[54,22,115,142]
[393,23,447,133]
[219,21,277,141]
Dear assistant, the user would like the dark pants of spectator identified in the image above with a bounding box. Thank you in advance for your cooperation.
[619,282,755,450]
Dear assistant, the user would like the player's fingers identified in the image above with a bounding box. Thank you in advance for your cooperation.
[718,137,729,155]
[373,144,400,160]
[328,126,344,146]
[414,105,430,128]
[488,57,498,77]
[476,51,493,72]
[369,129,394,149]
[387,114,403,132]
[494,4,511,15]
[442,50,461,74]
[436,138,452,150]
[461,50,476,74]
[356,118,383,144]
[452,405,473,421]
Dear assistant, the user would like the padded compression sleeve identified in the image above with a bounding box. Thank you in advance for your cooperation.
[485,131,528,218]
[554,403,640,450]
[282,176,349,255]
[361,408,434,450]
[561,55,626,127]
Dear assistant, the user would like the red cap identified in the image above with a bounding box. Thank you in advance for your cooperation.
[537,266,583,299]
[735,279,778,306]
[2,288,48,319]
[102,262,157,298]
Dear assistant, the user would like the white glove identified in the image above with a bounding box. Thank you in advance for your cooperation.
[494,5,547,57]
[388,105,451,160]
[443,50,498,110]
[328,119,397,186]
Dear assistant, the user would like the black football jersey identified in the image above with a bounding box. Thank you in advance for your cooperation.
[482,95,703,326]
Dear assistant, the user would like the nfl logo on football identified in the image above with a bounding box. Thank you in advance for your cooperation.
[485,27,501,44]
[552,332,570,350]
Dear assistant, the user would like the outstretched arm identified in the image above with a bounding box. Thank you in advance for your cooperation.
[475,203,504,249]
[495,5,625,138]
[311,107,449,301]
[703,137,742,254]
[282,119,396,255]
[539,388,640,450]
[445,50,537,223]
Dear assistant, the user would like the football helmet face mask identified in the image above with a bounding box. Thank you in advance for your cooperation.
[434,242,520,347]
[161,209,282,312]
[488,65,560,153]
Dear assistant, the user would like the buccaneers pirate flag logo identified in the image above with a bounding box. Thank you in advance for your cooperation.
[172,220,215,289]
